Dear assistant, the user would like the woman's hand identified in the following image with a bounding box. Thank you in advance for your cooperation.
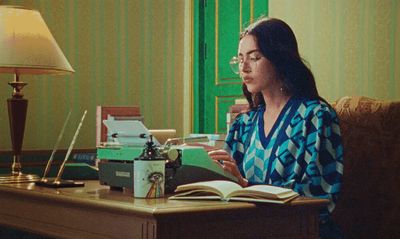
[208,149,248,187]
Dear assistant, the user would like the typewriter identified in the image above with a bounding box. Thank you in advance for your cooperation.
[97,119,236,193]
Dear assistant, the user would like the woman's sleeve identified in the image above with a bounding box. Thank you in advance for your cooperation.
[293,107,344,217]
[224,114,247,175]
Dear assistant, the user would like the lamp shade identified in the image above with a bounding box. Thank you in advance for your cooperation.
[0,5,74,75]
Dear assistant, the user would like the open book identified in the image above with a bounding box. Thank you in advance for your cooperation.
[169,180,299,204]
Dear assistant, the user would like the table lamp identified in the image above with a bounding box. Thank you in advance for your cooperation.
[0,6,74,184]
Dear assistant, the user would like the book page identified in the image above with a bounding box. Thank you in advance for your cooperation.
[174,180,243,199]
[227,184,297,200]
[229,193,298,204]
[168,189,224,200]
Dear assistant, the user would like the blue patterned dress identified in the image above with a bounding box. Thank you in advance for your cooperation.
[224,97,343,220]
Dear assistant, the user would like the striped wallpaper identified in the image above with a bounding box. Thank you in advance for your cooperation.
[1,0,398,151]
[269,0,400,102]
[0,0,186,150]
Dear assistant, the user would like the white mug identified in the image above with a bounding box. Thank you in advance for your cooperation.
[133,159,165,198]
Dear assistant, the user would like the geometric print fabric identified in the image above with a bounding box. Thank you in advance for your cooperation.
[224,97,344,220]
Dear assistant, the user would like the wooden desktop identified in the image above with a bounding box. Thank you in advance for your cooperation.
[0,180,327,239]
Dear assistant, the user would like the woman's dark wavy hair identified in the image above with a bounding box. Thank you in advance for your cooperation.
[240,17,325,109]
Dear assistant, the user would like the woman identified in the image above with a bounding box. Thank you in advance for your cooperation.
[208,18,344,239]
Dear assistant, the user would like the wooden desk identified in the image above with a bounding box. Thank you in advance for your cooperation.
[0,181,327,239]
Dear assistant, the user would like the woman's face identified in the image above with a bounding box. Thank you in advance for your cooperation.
[238,34,280,94]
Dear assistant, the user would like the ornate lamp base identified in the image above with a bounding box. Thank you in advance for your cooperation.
[0,173,40,184]
[0,74,40,184]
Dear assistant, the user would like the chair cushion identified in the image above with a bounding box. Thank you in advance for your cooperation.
[332,96,400,238]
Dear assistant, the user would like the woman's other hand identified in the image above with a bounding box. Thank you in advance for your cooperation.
[182,143,219,152]
[208,149,248,187]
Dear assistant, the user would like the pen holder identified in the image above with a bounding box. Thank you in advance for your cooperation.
[134,159,165,198]
[133,135,166,198]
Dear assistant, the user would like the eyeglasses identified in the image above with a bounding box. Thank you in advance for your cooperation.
[229,54,262,75]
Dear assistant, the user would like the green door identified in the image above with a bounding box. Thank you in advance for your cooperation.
[193,0,268,134]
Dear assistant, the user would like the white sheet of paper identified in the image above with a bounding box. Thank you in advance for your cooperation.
[102,119,159,146]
